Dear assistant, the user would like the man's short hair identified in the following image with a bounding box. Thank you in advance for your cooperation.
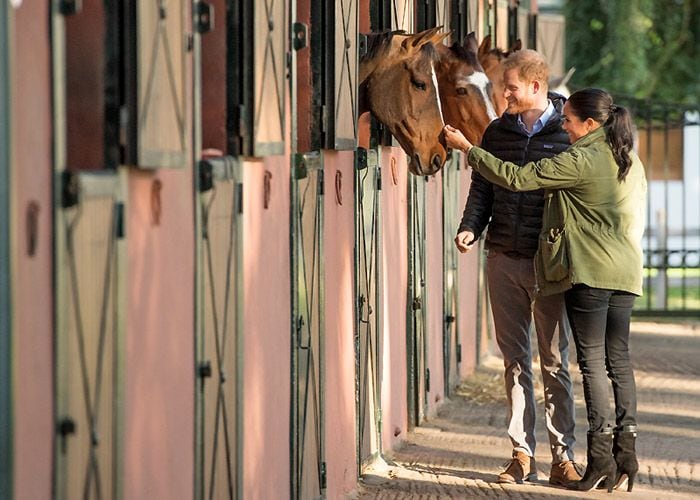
[501,49,550,88]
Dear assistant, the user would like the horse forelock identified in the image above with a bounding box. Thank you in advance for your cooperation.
[418,41,440,62]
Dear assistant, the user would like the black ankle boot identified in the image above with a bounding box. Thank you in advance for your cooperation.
[613,425,639,492]
[568,429,616,492]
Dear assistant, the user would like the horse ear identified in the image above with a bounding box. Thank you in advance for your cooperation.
[430,29,451,47]
[509,39,522,53]
[463,32,479,54]
[560,66,576,87]
[478,34,492,57]
[411,26,442,48]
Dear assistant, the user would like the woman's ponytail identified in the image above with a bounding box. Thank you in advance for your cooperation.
[567,88,635,181]
[605,105,634,181]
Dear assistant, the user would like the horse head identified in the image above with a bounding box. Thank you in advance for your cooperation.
[360,27,448,176]
[477,35,522,116]
[434,32,498,146]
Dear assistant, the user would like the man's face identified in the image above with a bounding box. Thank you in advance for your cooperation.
[502,68,539,114]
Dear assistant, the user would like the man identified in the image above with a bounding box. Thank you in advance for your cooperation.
[455,49,580,486]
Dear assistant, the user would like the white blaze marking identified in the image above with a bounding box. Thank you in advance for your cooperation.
[430,62,445,125]
[467,71,498,121]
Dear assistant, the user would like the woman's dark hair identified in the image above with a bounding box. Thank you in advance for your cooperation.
[567,88,635,181]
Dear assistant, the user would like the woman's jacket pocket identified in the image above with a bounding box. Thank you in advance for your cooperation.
[538,227,569,282]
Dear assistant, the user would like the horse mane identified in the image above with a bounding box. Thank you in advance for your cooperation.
[363,30,405,62]
[447,42,481,68]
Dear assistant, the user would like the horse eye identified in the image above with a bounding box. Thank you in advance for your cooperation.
[456,87,468,96]
[411,79,426,91]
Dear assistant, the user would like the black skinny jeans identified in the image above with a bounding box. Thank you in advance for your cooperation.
[564,285,638,433]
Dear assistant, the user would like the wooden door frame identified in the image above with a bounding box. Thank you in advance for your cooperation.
[0,2,13,497]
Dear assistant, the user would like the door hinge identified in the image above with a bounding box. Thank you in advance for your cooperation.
[318,169,325,196]
[61,171,80,209]
[193,2,214,34]
[236,183,244,214]
[457,343,462,364]
[57,416,77,454]
[425,369,431,393]
[355,147,367,170]
[198,360,212,378]
[376,167,382,191]
[320,462,327,489]
[115,202,125,239]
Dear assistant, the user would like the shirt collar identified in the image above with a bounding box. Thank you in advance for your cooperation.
[518,100,555,136]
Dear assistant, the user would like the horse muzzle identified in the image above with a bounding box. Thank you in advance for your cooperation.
[409,151,445,176]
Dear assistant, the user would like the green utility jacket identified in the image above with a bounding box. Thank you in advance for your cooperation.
[468,127,647,297]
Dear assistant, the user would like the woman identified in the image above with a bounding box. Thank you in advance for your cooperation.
[444,88,646,493]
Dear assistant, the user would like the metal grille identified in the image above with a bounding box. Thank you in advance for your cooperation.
[322,0,358,150]
[232,0,286,156]
[291,153,325,499]
[195,157,242,500]
[391,0,414,31]
[618,98,700,315]
[55,172,123,500]
[355,149,383,470]
[136,0,189,168]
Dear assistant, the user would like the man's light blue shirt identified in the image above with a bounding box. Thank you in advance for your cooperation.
[517,100,555,137]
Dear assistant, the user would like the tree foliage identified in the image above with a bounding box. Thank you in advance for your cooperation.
[564,0,699,104]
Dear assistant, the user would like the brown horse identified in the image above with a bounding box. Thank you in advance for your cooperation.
[360,28,447,176]
[434,32,498,146]
[477,35,522,117]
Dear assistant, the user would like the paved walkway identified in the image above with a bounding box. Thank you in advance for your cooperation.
[355,321,700,499]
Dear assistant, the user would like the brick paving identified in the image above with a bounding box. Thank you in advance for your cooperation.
[354,321,700,499]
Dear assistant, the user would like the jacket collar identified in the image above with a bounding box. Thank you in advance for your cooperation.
[572,126,606,148]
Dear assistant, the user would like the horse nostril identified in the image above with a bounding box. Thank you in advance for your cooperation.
[431,154,443,171]
[413,153,423,174]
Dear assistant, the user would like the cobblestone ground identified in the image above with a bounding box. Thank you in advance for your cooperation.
[354,321,700,499]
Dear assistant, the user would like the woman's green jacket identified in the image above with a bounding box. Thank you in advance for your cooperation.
[467,126,647,297]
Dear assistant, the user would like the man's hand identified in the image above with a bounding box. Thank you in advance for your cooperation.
[454,230,476,253]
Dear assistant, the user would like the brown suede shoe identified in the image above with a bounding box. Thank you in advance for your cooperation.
[497,451,538,484]
[549,460,583,487]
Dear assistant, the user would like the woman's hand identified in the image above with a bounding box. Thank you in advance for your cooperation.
[443,125,474,154]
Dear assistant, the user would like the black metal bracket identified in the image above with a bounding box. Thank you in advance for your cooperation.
[59,0,82,15]
[198,159,214,193]
[358,33,368,58]
[293,22,308,51]
[355,148,368,170]
[194,2,214,34]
